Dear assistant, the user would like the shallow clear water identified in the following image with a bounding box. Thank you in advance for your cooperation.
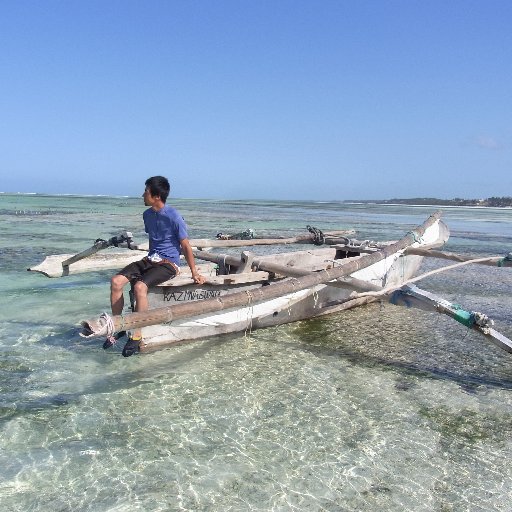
[1,194,511,511]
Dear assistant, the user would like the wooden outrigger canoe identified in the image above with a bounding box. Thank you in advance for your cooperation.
[29,212,512,354]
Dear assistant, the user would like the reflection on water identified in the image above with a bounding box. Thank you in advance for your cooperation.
[0,194,511,510]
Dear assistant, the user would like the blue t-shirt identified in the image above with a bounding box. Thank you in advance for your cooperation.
[143,205,188,265]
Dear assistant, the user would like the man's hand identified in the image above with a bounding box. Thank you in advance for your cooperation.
[192,271,206,285]
[180,238,206,285]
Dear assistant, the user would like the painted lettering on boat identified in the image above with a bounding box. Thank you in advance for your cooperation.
[163,289,222,302]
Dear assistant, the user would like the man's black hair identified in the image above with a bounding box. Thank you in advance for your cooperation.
[145,176,170,203]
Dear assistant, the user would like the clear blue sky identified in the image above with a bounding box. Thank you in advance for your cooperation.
[1,0,510,200]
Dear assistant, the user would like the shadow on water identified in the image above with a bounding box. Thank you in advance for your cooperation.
[4,308,512,426]
[301,341,512,392]
[2,319,78,332]
[287,312,512,392]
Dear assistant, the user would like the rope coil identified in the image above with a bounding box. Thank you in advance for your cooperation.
[306,225,325,245]
[80,311,115,338]
[498,252,512,267]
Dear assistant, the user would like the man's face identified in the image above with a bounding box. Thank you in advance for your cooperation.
[142,187,158,207]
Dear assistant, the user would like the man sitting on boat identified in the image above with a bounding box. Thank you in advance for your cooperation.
[104,175,206,356]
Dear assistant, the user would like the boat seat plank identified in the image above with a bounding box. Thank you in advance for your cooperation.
[156,270,271,287]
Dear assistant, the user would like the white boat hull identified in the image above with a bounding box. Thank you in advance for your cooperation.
[138,248,427,352]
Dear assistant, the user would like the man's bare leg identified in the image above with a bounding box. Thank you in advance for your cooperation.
[111,274,130,315]
[103,274,130,350]
[121,281,147,356]
[131,280,148,340]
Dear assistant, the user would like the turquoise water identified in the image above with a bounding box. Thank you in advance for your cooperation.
[1,194,511,511]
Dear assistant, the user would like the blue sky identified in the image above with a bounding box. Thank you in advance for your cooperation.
[1,0,510,200]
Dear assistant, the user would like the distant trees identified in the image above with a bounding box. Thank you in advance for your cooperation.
[348,197,512,207]
[486,197,512,207]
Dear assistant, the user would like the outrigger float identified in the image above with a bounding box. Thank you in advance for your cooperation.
[28,212,512,354]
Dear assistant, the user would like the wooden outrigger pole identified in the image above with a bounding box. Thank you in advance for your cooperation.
[135,230,356,250]
[61,231,134,268]
[388,284,512,353]
[28,230,356,278]
[80,212,443,338]
[405,248,512,268]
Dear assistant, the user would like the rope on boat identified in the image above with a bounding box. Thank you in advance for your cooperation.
[80,312,115,338]
[498,252,512,267]
[216,229,255,240]
[406,229,423,244]
[97,232,135,249]
[451,309,493,333]
[244,290,254,337]
[312,287,319,308]
[387,289,494,333]
[306,225,325,245]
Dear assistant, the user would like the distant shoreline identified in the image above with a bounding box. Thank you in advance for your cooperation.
[1,191,511,208]
[344,197,512,208]
[344,202,512,209]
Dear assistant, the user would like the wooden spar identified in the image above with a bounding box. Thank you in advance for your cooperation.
[192,250,242,268]
[405,248,512,268]
[193,249,321,276]
[134,230,356,250]
[80,212,442,337]
[193,249,382,292]
[311,283,512,354]
[29,252,145,278]
[29,230,355,278]
[192,246,381,276]
[61,241,109,267]
[29,231,138,277]
[387,284,512,353]
[62,232,134,267]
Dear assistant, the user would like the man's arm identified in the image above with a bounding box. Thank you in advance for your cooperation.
[180,238,206,284]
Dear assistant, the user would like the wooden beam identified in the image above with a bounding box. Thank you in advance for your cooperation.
[135,230,356,250]
[193,249,382,291]
[389,284,512,353]
[405,248,512,268]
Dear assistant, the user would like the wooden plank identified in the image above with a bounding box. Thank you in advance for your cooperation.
[28,251,145,278]
[80,212,443,337]
[61,241,109,267]
[158,270,271,287]
[193,249,381,292]
[134,230,356,250]
[405,248,512,268]
[193,249,333,276]
[28,254,215,279]
[62,231,134,266]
